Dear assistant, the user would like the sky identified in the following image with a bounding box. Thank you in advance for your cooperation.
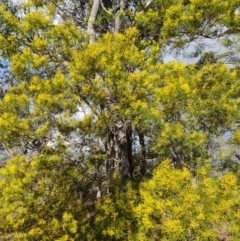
[163,38,227,64]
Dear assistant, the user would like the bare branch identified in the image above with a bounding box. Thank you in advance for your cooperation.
[100,0,113,15]
[87,0,100,43]
[144,0,153,9]
[114,0,124,33]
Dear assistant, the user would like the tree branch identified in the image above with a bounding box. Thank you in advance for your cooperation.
[87,0,100,43]
[114,0,124,33]
[100,0,113,15]
[144,0,153,9]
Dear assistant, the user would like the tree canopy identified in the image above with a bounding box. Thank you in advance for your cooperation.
[0,0,240,240]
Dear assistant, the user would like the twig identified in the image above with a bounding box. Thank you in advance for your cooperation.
[100,0,113,15]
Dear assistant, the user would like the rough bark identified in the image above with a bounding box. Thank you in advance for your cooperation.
[115,120,133,179]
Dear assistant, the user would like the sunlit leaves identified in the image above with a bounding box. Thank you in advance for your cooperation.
[0,0,239,240]
[0,155,89,240]
[135,160,240,241]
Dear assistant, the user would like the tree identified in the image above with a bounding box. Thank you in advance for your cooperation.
[0,0,240,239]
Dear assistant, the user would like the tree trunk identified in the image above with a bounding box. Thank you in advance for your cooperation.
[138,131,146,177]
[115,119,133,179]
[112,1,133,179]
